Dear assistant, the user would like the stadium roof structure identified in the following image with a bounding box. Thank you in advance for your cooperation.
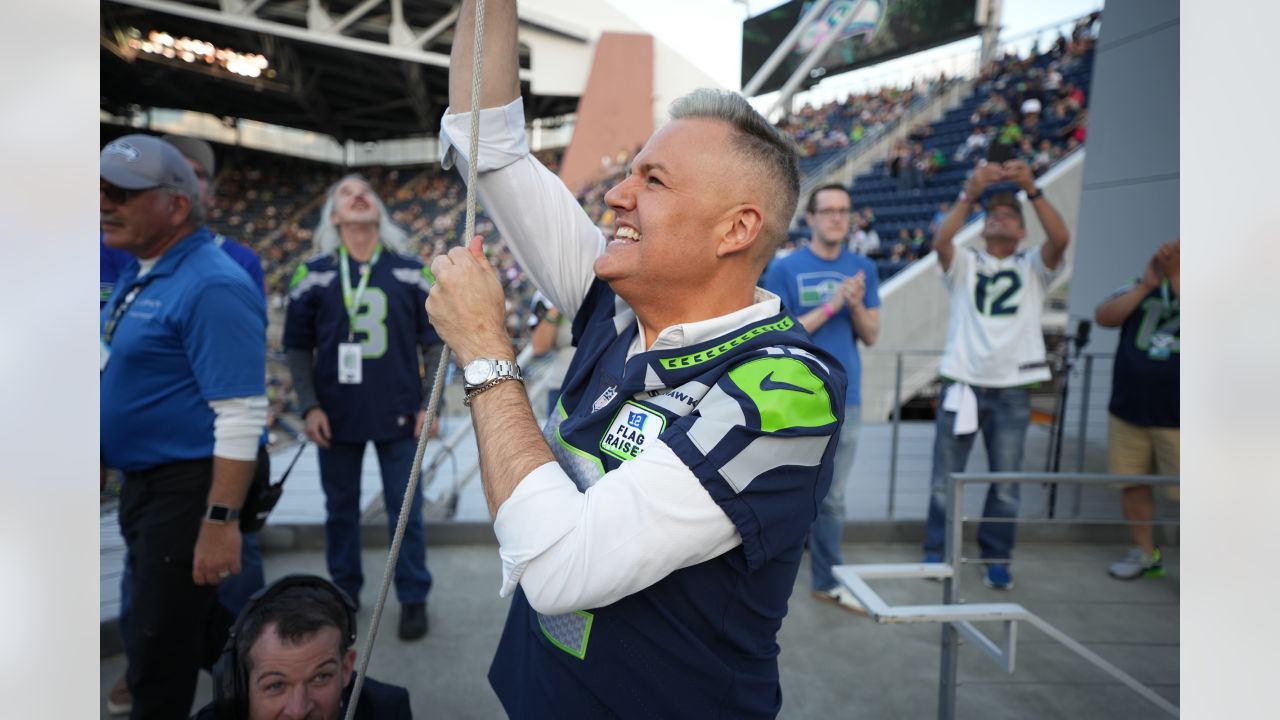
[100,0,581,142]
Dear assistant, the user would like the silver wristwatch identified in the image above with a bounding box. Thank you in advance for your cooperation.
[462,358,523,406]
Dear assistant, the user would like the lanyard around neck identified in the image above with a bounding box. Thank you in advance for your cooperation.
[102,275,157,347]
[340,244,381,340]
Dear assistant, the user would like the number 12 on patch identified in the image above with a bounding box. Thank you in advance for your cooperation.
[600,402,666,461]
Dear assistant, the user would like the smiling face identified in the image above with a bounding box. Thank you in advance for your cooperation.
[328,177,381,228]
[597,118,743,301]
[247,624,355,720]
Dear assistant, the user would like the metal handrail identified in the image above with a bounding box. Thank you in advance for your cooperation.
[833,471,1180,719]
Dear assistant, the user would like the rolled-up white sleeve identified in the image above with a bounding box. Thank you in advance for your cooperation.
[493,440,742,616]
[440,99,603,321]
[209,396,267,461]
[440,98,531,175]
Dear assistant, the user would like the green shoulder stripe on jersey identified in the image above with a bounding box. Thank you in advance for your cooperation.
[728,356,836,433]
[659,316,795,370]
[289,263,309,290]
[421,265,436,286]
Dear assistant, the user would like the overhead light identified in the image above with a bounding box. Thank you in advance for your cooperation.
[127,28,271,79]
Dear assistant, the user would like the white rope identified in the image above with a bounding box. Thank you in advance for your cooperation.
[343,1,487,717]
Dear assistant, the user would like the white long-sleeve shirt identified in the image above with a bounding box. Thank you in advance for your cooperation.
[441,99,785,614]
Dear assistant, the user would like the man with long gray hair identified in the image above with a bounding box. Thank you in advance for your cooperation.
[428,2,846,716]
[282,174,441,641]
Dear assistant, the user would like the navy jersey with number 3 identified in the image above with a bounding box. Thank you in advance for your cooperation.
[283,248,439,443]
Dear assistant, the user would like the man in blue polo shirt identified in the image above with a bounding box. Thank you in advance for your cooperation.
[100,136,264,305]
[430,4,845,716]
[765,183,881,615]
[101,134,269,716]
[100,134,267,718]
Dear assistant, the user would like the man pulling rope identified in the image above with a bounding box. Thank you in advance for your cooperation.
[424,1,847,717]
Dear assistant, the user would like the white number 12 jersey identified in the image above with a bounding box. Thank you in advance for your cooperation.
[938,245,1064,387]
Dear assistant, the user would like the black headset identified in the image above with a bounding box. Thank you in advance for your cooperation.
[211,575,358,720]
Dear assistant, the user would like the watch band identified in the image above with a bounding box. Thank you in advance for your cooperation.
[463,375,524,407]
[1026,187,1043,200]
[205,504,241,524]
[463,358,521,391]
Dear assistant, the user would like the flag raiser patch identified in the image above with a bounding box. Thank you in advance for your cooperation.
[599,401,666,461]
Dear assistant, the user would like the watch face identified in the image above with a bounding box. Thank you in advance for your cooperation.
[464,358,494,386]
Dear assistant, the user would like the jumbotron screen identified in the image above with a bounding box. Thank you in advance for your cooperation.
[741,0,984,94]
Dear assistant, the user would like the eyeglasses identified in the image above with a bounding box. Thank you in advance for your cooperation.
[813,208,852,218]
[100,183,158,205]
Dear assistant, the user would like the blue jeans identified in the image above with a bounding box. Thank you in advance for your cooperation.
[318,436,432,605]
[811,406,861,592]
[923,385,1031,562]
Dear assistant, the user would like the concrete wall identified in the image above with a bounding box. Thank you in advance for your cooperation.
[521,0,724,134]
[557,32,654,193]
[1064,1,1179,342]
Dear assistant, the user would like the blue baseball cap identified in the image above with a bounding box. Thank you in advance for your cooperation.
[100,134,200,198]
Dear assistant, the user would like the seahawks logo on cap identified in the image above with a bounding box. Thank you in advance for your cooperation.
[105,141,141,163]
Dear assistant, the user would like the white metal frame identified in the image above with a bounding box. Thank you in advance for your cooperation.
[833,472,1180,719]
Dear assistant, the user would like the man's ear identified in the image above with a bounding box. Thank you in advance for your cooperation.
[170,192,193,227]
[717,204,764,259]
[342,648,357,686]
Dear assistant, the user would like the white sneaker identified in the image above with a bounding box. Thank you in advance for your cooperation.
[1108,547,1165,580]
[813,586,868,615]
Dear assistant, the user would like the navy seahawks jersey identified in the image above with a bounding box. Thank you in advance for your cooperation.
[489,279,846,719]
[282,248,439,443]
[1108,279,1179,427]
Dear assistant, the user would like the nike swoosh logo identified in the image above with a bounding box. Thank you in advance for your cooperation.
[759,371,814,394]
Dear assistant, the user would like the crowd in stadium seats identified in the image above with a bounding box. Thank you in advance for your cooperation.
[777,83,923,157]
[776,75,957,179]
[788,12,1102,282]
[207,150,341,290]
[119,9,1099,368]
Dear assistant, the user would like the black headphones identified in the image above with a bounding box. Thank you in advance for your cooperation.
[211,575,358,720]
